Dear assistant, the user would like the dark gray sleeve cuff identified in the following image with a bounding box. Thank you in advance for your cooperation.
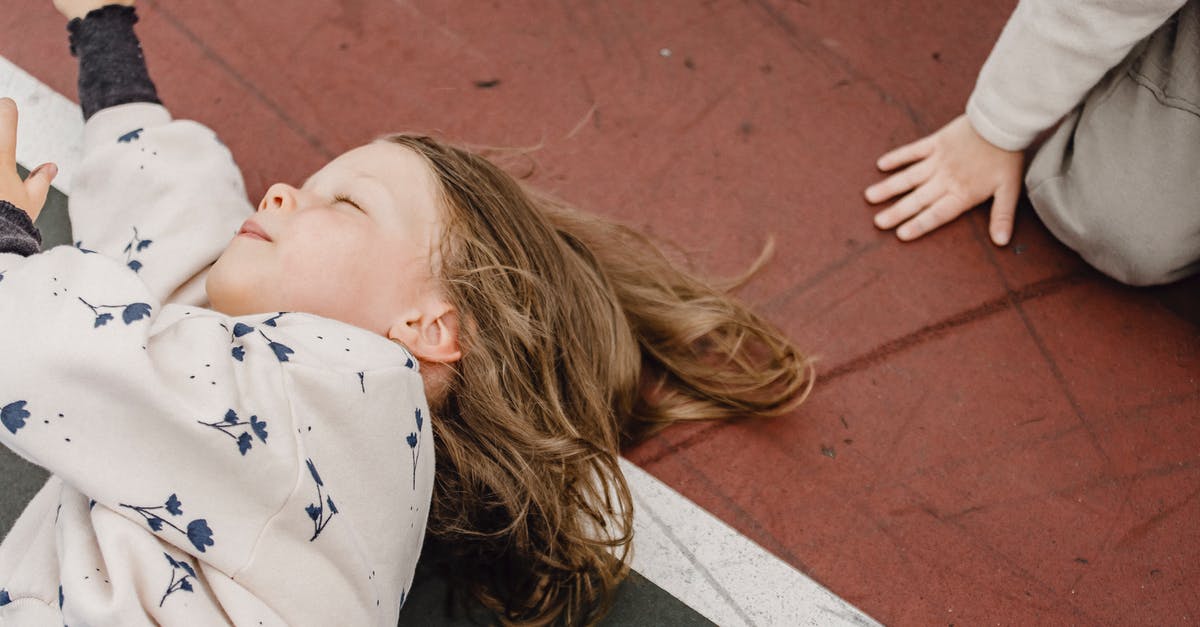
[67,4,162,121]
[0,200,43,257]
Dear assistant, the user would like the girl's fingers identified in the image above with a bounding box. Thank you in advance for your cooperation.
[0,98,16,169]
[876,134,934,171]
[24,162,57,215]
[989,183,1019,246]
[864,158,932,204]
[896,194,968,241]
[873,180,940,230]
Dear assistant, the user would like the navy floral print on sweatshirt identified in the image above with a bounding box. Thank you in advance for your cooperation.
[406,408,424,490]
[122,227,153,273]
[119,494,215,552]
[1,400,30,435]
[117,127,143,143]
[304,459,338,541]
[198,408,268,455]
[78,296,151,328]
[159,551,198,607]
[226,314,293,362]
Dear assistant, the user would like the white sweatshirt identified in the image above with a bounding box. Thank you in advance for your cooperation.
[966,0,1189,150]
[0,102,434,625]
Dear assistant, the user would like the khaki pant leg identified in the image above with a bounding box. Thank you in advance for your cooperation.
[1025,0,1200,286]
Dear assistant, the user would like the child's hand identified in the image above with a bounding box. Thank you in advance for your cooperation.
[0,98,58,222]
[865,114,1024,246]
[52,0,134,21]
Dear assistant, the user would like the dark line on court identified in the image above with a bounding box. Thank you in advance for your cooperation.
[765,239,884,312]
[140,0,336,160]
[966,217,1114,469]
[869,387,1200,498]
[750,0,929,135]
[823,271,1086,384]
[635,271,1087,466]
[633,421,731,468]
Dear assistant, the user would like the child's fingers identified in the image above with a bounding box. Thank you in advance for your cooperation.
[0,98,16,169]
[864,159,932,204]
[24,162,58,214]
[896,194,966,241]
[989,183,1019,246]
[876,135,934,171]
[873,181,940,230]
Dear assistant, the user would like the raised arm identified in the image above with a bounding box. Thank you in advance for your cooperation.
[69,102,253,307]
[58,3,254,307]
[0,91,291,579]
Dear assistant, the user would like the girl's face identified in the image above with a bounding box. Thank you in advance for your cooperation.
[206,141,447,341]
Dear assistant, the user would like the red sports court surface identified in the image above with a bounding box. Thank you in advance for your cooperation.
[3,1,1197,623]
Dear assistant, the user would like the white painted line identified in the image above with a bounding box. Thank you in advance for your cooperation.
[1,53,880,627]
[621,458,880,626]
[0,56,84,194]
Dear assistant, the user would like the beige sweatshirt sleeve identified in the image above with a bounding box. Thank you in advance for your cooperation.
[0,99,431,624]
[68,102,253,307]
[966,0,1188,151]
[0,247,298,577]
[0,245,430,624]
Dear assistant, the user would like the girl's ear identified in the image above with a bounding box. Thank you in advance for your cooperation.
[389,303,462,365]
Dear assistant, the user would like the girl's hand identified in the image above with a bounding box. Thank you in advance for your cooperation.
[0,98,58,222]
[865,114,1024,246]
[52,0,135,21]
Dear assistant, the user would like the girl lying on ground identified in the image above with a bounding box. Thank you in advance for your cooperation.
[0,1,813,624]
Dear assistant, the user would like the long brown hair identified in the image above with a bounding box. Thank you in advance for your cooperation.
[380,133,814,625]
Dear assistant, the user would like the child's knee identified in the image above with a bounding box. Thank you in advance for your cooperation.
[1086,235,1191,287]
[1026,130,1200,287]
[1050,200,1196,287]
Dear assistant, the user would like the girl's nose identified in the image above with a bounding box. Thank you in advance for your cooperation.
[259,183,298,212]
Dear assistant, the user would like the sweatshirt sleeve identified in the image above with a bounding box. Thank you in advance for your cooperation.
[0,245,298,575]
[0,244,429,619]
[68,102,253,308]
[966,0,1188,151]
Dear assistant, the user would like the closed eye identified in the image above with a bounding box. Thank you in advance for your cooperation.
[334,194,364,212]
